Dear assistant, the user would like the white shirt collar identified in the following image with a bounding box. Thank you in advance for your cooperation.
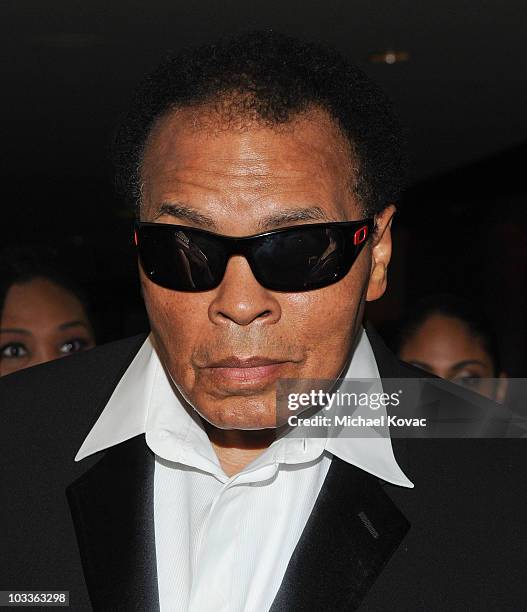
[76,328,413,488]
[326,328,413,487]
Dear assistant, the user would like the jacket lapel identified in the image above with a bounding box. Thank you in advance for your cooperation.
[66,435,159,612]
[271,324,414,612]
[269,456,410,612]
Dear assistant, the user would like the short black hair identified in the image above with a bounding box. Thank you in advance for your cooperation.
[393,293,502,375]
[113,30,405,216]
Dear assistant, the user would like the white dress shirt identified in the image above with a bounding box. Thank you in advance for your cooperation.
[76,327,412,612]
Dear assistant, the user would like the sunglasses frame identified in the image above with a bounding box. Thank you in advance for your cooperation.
[134,218,376,292]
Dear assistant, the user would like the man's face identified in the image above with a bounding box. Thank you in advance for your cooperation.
[139,106,393,429]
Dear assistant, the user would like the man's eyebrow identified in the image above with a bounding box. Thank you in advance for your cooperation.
[154,203,333,232]
[155,203,218,229]
[58,321,90,332]
[257,207,333,231]
[0,328,30,335]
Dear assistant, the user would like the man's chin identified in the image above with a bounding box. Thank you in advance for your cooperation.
[191,396,279,431]
[196,410,279,431]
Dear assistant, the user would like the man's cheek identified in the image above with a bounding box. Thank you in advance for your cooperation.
[291,291,358,339]
[143,293,194,360]
[144,285,192,331]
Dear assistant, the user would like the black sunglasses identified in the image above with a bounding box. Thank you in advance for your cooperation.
[134,218,375,292]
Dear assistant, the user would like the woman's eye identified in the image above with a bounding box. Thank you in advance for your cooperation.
[0,342,29,359]
[454,376,482,389]
[59,338,89,355]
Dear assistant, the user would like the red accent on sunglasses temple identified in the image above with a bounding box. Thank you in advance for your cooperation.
[134,230,138,246]
[353,226,368,246]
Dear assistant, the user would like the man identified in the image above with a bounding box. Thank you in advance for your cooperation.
[1,31,526,611]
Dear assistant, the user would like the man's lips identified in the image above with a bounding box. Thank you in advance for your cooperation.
[202,356,290,384]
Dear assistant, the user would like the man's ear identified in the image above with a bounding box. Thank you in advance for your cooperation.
[366,204,396,302]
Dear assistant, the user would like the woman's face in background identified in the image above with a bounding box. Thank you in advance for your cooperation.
[398,313,507,402]
[0,277,96,376]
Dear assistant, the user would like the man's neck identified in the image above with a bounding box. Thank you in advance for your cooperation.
[202,421,278,477]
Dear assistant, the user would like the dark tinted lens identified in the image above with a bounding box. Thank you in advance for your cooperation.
[138,225,228,291]
[250,226,353,291]
[137,220,372,292]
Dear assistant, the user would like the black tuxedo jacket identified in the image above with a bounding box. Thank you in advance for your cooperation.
[1,327,526,611]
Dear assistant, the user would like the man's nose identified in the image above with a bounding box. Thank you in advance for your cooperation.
[208,256,282,326]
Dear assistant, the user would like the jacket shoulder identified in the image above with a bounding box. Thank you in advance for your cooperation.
[0,334,147,446]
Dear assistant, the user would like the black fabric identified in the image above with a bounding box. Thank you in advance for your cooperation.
[1,328,527,611]
[269,457,410,612]
[67,435,158,612]
[362,325,527,611]
[0,334,148,611]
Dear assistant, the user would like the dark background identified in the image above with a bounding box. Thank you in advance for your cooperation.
[2,1,527,374]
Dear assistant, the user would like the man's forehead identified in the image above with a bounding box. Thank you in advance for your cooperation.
[140,105,361,226]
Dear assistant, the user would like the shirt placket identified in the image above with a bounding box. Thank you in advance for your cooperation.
[188,464,279,612]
